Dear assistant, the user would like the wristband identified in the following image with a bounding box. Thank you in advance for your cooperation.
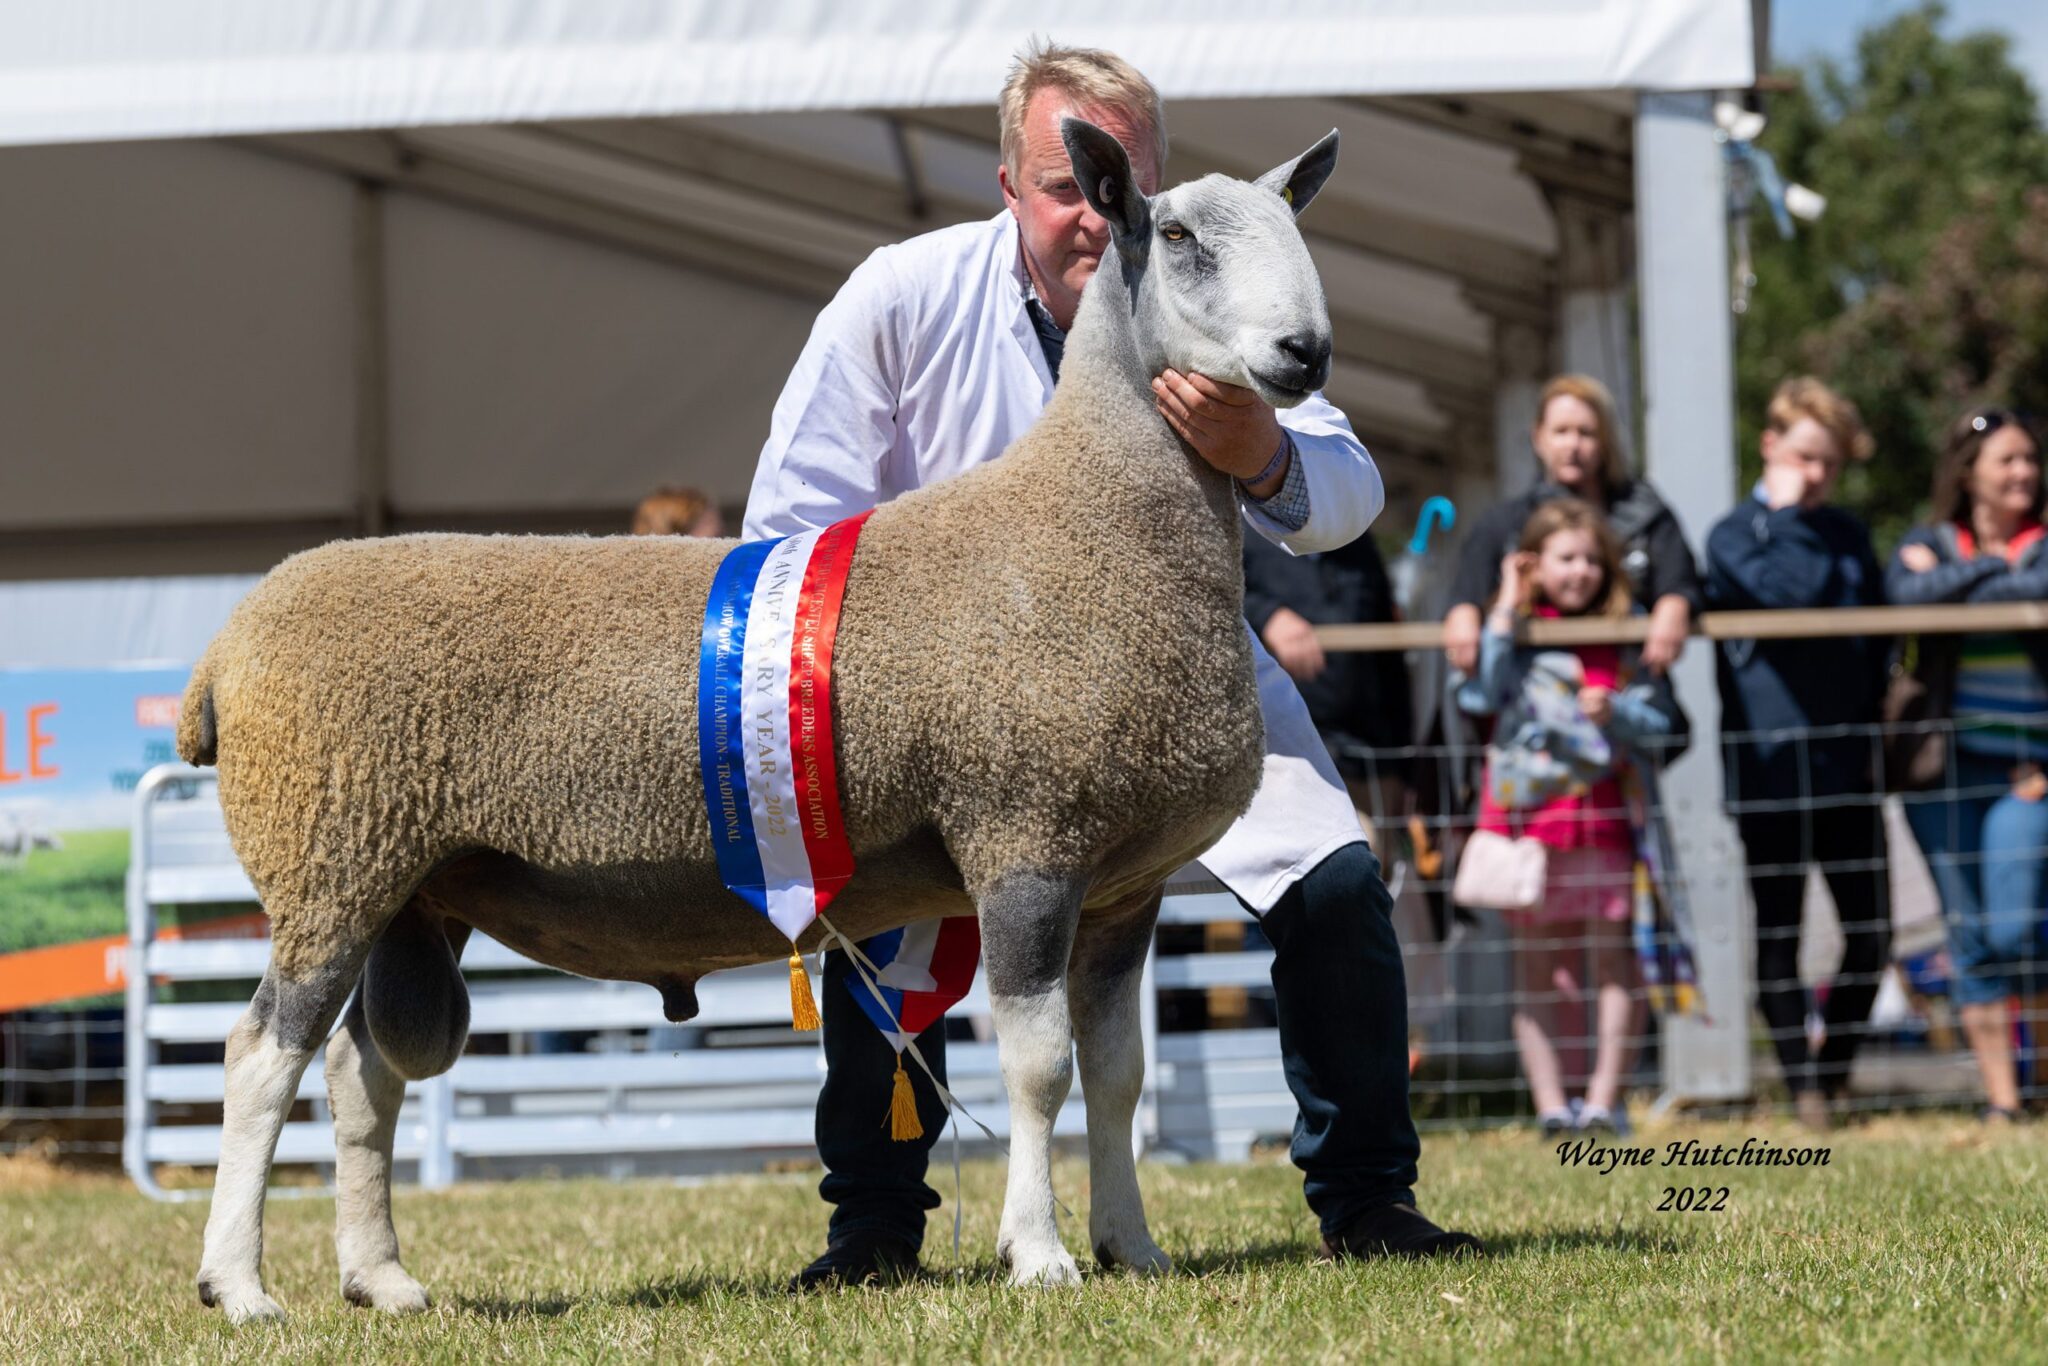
[1238,431,1293,493]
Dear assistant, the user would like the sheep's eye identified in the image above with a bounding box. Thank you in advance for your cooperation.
[1161,223,1188,242]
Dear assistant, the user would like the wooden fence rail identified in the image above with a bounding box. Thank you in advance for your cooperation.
[1315,600,2048,652]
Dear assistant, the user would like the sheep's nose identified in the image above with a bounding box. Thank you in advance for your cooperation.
[1277,333,1332,389]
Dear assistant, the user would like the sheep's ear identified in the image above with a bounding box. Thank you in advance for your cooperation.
[1062,116,1150,247]
[1255,129,1339,217]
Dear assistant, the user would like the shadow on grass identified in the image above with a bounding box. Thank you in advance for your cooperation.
[456,1228,1653,1318]
[1483,1226,1682,1258]
[451,1246,1327,1317]
[455,1262,963,1318]
[1172,1239,1321,1276]
[455,1269,767,1319]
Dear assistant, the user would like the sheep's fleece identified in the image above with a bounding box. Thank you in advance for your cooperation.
[180,337,1264,997]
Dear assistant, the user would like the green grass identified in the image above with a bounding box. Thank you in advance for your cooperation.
[2,1115,2041,1362]
[0,829,130,952]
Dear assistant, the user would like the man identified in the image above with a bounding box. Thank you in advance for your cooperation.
[745,41,1481,1285]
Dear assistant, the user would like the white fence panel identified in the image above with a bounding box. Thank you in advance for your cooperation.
[124,765,1279,1199]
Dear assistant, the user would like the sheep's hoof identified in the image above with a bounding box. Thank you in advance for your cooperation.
[1094,1235,1173,1276]
[999,1237,1083,1288]
[342,1264,432,1314]
[199,1272,287,1324]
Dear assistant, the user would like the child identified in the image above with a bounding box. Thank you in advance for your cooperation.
[1707,376,1888,1130]
[1455,499,1685,1136]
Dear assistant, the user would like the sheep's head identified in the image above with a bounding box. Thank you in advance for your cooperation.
[1061,117,1338,408]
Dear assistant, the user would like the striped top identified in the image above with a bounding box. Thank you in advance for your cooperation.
[1953,632,2048,760]
[1952,521,2048,762]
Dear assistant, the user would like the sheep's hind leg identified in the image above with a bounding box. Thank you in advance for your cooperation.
[982,868,1087,1287]
[325,990,430,1313]
[1069,890,1170,1275]
[198,952,364,1324]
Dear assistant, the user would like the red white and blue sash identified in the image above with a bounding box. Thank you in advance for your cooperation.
[696,509,982,1134]
[699,512,872,1027]
[849,917,983,1050]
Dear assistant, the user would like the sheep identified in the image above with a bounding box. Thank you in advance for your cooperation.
[178,117,1342,1321]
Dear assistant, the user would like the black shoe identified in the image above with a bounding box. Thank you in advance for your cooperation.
[789,1232,922,1291]
[1322,1203,1485,1261]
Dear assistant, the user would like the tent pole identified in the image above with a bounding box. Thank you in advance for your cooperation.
[1635,90,1749,1108]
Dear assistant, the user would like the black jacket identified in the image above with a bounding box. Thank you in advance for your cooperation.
[1704,498,1888,806]
[1448,477,1704,617]
[1884,521,2048,725]
[1243,531,1412,776]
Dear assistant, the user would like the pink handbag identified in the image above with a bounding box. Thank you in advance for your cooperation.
[1451,830,1548,912]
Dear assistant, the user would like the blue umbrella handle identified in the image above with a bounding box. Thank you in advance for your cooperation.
[1407,496,1457,555]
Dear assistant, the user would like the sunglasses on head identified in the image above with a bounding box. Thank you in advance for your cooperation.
[1970,409,2029,434]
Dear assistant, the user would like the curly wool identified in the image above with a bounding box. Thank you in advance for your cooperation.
[181,280,1264,992]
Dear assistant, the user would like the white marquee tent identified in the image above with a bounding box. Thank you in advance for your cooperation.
[0,0,1761,1101]
[4,0,1756,582]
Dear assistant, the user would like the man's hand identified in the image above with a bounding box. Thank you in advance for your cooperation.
[1152,369,1287,496]
[1261,606,1327,683]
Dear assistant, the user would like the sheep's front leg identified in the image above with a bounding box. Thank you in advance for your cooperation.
[199,958,359,1324]
[325,992,430,1314]
[982,868,1087,1287]
[1069,890,1169,1275]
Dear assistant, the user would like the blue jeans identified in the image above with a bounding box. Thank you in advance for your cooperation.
[813,841,1421,1247]
[1903,754,2048,1008]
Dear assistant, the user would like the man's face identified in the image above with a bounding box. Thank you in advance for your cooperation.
[999,91,1160,331]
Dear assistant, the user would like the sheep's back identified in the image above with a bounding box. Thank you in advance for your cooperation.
[207,533,730,897]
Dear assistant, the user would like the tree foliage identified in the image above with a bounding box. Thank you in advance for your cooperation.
[1736,3,2048,543]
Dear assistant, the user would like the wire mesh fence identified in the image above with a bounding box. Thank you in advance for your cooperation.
[1,1009,126,1159]
[12,608,2048,1161]
[1152,714,2045,1135]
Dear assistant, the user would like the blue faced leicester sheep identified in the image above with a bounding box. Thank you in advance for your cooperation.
[178,118,1341,1320]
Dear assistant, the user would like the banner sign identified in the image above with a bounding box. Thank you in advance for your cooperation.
[0,664,259,1009]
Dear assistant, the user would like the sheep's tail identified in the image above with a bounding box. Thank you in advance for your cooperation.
[177,649,219,767]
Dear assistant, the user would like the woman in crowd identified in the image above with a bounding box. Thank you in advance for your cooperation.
[1888,407,2048,1123]
[1443,375,1700,676]
[1705,377,1890,1131]
[1456,500,1684,1137]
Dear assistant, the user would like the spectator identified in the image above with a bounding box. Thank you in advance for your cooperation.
[1243,530,1413,844]
[1443,375,1699,676]
[1887,407,2048,1123]
[1455,499,1684,1137]
[632,486,726,538]
[1705,376,1889,1131]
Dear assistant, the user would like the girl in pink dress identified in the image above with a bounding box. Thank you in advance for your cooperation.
[1455,499,1685,1136]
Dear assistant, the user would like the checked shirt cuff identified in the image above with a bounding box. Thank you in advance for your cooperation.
[1241,433,1310,532]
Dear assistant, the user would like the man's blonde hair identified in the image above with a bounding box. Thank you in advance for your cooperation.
[1766,376,1875,462]
[998,39,1167,182]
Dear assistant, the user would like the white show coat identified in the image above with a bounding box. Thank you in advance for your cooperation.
[744,212,1383,910]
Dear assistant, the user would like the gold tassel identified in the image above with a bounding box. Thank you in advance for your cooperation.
[788,951,821,1031]
[889,1055,923,1141]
